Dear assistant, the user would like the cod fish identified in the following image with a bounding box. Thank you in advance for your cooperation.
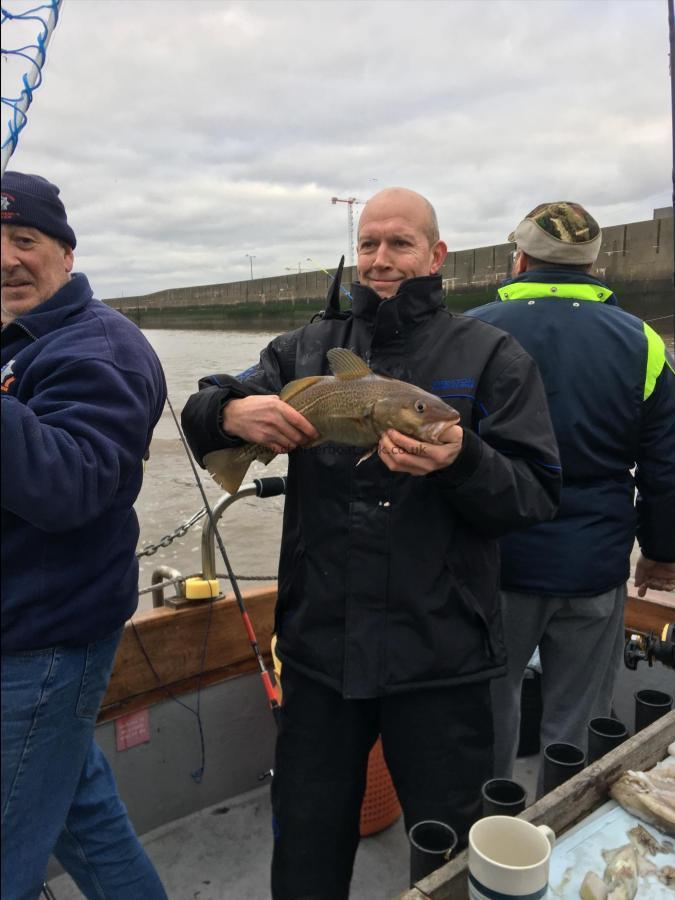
[204,348,460,494]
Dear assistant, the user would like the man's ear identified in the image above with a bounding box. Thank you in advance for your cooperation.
[512,250,528,275]
[430,240,448,274]
[63,244,74,274]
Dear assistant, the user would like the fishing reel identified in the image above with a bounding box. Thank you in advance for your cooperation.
[624,623,675,670]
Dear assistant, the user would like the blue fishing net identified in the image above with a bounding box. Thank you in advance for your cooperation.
[1,0,61,174]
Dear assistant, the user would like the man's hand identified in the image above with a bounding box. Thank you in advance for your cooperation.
[222,396,318,454]
[377,424,463,476]
[634,553,675,597]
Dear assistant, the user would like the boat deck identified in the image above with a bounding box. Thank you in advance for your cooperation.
[47,708,675,900]
[47,758,539,900]
[45,606,672,899]
[51,782,411,900]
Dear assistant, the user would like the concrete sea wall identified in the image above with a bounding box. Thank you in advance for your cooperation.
[106,215,673,333]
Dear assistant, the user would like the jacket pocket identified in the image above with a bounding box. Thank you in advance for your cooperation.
[448,540,503,664]
[275,538,306,637]
[456,581,499,661]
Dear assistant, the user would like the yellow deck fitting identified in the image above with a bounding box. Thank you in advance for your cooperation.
[184,577,220,600]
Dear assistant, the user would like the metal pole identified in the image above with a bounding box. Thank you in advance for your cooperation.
[165,398,283,728]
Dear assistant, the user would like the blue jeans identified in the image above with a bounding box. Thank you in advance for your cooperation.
[2,629,167,900]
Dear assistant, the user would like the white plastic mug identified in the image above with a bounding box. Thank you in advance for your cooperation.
[468,816,556,899]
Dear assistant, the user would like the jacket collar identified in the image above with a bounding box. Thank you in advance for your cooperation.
[5,273,94,340]
[499,267,618,306]
[350,274,446,326]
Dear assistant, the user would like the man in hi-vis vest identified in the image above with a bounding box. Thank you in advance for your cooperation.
[469,201,675,794]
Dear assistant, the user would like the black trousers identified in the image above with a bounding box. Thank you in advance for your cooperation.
[271,667,493,900]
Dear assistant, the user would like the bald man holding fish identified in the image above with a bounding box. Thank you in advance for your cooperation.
[182,187,561,900]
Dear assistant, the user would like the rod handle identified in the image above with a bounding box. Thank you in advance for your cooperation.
[254,476,287,498]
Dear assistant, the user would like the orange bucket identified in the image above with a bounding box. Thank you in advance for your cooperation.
[271,637,401,837]
[359,735,401,836]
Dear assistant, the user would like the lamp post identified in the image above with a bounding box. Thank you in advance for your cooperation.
[285,263,303,274]
[245,253,256,280]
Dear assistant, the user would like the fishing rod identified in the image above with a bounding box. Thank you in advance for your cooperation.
[165,396,282,730]
[307,255,354,301]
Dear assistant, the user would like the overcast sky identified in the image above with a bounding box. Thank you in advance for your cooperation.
[3,0,672,299]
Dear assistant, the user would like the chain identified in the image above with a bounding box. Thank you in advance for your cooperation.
[138,571,278,596]
[136,509,277,580]
[135,507,207,559]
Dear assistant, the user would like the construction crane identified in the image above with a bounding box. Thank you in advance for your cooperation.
[331,196,362,266]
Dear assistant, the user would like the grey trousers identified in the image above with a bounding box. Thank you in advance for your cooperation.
[491,584,626,796]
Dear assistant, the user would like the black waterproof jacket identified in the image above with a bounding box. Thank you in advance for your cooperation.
[182,276,561,697]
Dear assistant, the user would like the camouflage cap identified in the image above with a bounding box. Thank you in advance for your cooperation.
[508,202,601,265]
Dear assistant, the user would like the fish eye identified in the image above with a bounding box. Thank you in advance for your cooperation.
[414,400,426,413]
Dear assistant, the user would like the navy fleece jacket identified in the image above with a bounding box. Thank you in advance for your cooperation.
[1,274,166,650]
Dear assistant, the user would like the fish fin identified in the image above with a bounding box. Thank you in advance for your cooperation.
[327,348,372,380]
[356,446,378,465]
[204,445,273,494]
[279,376,324,403]
[256,447,277,465]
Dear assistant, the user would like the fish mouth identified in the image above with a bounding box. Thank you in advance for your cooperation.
[424,417,460,442]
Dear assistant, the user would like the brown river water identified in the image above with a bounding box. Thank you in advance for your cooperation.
[135,326,674,613]
[135,329,286,611]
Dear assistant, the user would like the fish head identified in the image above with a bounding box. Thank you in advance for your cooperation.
[372,386,460,442]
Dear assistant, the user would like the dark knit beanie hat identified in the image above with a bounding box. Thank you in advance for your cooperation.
[1,171,76,249]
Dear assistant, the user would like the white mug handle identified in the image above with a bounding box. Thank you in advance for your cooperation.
[537,824,556,848]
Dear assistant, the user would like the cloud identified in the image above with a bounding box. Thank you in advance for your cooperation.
[3,0,670,298]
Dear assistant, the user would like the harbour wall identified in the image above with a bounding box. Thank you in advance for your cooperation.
[106,215,674,333]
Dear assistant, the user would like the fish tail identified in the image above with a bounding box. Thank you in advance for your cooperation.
[203,445,265,494]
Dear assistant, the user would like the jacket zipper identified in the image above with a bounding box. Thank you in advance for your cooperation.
[2,320,39,345]
[15,321,38,342]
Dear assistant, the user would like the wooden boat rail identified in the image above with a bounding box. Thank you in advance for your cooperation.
[98,586,276,724]
[98,582,673,726]
[625,585,675,635]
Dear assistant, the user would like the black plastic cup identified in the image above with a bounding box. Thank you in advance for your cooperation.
[543,742,586,794]
[587,716,629,763]
[408,820,457,887]
[481,778,527,817]
[635,689,673,732]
